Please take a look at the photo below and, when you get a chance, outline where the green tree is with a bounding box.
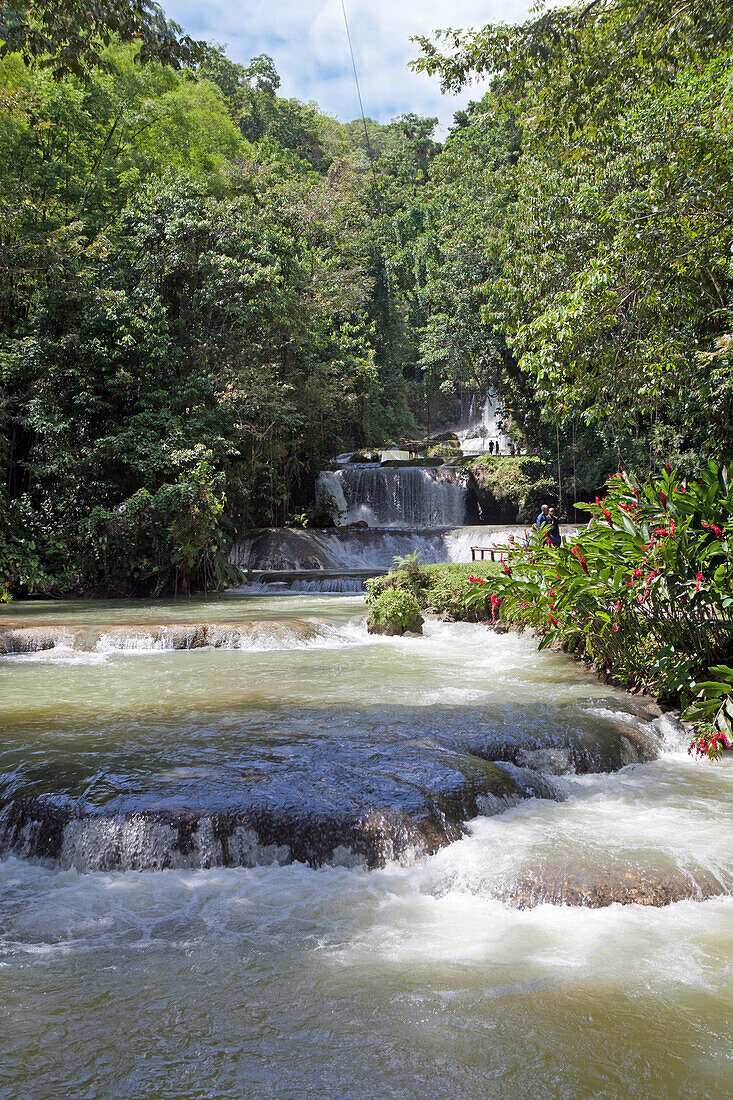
[0,0,203,79]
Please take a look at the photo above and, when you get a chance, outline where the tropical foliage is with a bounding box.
[0,7,442,595]
[366,560,499,624]
[2,0,733,597]
[468,462,733,758]
[413,0,733,462]
[366,588,424,636]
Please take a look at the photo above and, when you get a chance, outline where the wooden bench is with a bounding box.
[471,546,516,562]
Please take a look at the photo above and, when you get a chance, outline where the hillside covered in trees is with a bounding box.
[1,0,732,595]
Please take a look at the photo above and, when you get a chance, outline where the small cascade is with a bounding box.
[317,465,468,528]
[232,524,531,576]
[0,619,344,656]
[456,393,513,456]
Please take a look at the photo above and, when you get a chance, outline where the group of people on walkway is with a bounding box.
[535,503,562,547]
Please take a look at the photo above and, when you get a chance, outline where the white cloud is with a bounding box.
[162,1,534,133]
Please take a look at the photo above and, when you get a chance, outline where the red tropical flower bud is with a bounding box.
[548,614,559,627]
[660,490,667,509]
[571,545,588,573]
[695,572,703,592]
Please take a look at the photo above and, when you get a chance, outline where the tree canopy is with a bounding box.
[1,0,732,595]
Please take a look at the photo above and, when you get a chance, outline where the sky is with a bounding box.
[161,1,534,134]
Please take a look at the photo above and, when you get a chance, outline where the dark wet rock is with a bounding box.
[457,709,662,774]
[0,744,527,871]
[497,866,729,908]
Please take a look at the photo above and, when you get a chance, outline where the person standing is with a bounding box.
[536,503,550,539]
[548,506,562,547]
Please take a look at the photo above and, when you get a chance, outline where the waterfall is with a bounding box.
[231,524,533,574]
[456,393,513,455]
[317,466,468,528]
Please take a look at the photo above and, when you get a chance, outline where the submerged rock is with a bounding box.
[497,866,729,909]
[457,710,662,774]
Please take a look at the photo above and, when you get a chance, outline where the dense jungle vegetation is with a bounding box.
[1,0,732,596]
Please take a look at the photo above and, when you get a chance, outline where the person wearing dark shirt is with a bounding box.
[548,506,562,547]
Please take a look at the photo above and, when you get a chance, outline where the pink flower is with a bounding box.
[695,572,703,592]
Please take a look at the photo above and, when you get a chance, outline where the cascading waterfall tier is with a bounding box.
[456,393,513,455]
[317,465,468,528]
[231,524,531,577]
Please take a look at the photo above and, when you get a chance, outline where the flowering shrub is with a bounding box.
[468,462,733,759]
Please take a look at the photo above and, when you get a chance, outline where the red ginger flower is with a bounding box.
[660,490,667,509]
[596,497,613,524]
[501,560,512,577]
[548,614,559,627]
[467,575,486,584]
[490,593,502,623]
[702,521,724,538]
[571,545,588,573]
[695,572,703,592]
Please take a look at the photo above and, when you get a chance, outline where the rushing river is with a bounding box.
[1,593,732,1098]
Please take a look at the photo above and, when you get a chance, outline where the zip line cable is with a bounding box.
[340,0,382,206]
